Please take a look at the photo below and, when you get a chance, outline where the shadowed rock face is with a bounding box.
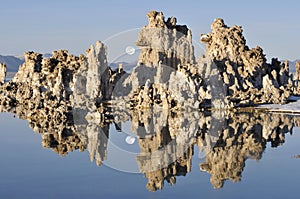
[0,10,300,192]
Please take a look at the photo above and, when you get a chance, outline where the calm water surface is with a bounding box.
[1,111,300,199]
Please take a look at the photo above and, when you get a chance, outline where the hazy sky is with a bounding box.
[1,0,299,61]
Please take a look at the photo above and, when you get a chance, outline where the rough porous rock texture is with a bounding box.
[0,50,86,155]
[0,63,6,84]
[112,11,202,110]
[293,62,300,95]
[117,12,296,111]
[136,11,194,68]
[0,12,298,113]
[0,41,114,156]
[200,18,293,108]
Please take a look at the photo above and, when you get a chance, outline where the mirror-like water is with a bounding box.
[1,110,300,199]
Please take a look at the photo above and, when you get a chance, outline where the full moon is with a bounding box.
[125,136,136,145]
[125,46,135,55]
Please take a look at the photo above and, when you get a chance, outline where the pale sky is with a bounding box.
[1,0,299,61]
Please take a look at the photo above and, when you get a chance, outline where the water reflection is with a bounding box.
[1,103,299,191]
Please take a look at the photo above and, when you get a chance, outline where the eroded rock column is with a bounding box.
[0,63,6,84]
[200,18,292,108]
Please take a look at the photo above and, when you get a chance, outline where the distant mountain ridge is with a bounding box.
[109,61,137,72]
[0,55,24,72]
[285,59,300,73]
[0,53,52,72]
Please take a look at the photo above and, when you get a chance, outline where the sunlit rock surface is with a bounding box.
[0,63,6,84]
[293,62,300,94]
[1,11,298,113]
[114,12,297,110]
[113,11,203,110]
[0,42,113,156]
[137,10,194,68]
[200,18,293,108]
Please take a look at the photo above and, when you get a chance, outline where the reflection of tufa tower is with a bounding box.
[72,41,111,166]
[198,112,296,189]
[200,132,265,189]
[118,63,123,73]
[129,108,195,192]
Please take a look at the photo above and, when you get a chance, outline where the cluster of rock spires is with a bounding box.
[200,18,292,107]
[1,10,300,191]
[112,11,300,110]
[1,11,300,111]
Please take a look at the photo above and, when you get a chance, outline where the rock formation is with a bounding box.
[136,11,194,68]
[114,12,297,111]
[112,11,202,110]
[293,62,300,94]
[0,63,6,84]
[0,11,298,112]
[200,18,293,108]
[0,41,114,157]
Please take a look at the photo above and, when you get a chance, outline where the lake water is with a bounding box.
[1,110,300,199]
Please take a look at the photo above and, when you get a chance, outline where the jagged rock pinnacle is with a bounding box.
[0,63,6,84]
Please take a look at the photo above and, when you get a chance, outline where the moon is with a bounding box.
[125,135,136,145]
[125,46,135,55]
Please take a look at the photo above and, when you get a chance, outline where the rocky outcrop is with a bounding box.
[0,63,6,84]
[112,11,202,110]
[0,11,298,113]
[293,62,300,95]
[136,11,194,68]
[72,41,110,114]
[115,13,296,111]
[0,50,85,155]
[200,18,293,108]
[0,41,114,157]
